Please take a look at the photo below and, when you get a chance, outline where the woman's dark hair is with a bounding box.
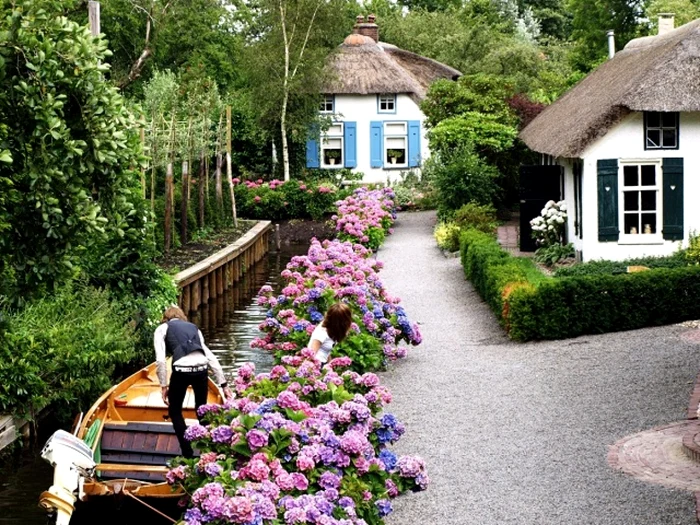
[323,303,352,343]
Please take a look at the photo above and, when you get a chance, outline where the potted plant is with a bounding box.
[325,149,341,165]
[387,149,404,165]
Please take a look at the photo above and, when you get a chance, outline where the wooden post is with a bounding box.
[198,151,205,228]
[88,1,100,36]
[209,272,217,301]
[164,162,173,253]
[215,152,223,213]
[275,224,281,251]
[226,106,238,227]
[181,160,189,245]
[139,128,146,198]
[182,285,191,313]
[192,281,201,311]
[202,274,210,304]
[216,267,224,295]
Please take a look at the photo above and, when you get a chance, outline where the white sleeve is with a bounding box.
[199,330,227,386]
[154,323,168,387]
[309,324,327,344]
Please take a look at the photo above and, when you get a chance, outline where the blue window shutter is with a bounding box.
[370,121,383,168]
[408,120,421,167]
[344,122,357,168]
[306,129,319,168]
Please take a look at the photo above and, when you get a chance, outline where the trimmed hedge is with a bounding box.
[459,228,700,341]
[553,252,687,277]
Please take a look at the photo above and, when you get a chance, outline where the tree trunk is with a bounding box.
[281,93,290,181]
[180,160,189,245]
[226,106,238,227]
[198,151,205,228]
[164,162,173,253]
[215,152,223,213]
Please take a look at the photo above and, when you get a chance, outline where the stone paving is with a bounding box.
[378,210,700,525]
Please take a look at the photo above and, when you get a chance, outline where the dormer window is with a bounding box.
[645,111,678,149]
[320,95,334,113]
[378,94,396,113]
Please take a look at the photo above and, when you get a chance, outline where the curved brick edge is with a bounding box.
[607,420,700,493]
[687,369,700,420]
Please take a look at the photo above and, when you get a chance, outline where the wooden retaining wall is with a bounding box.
[174,221,273,312]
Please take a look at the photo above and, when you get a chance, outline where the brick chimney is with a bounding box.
[658,13,675,35]
[354,14,379,42]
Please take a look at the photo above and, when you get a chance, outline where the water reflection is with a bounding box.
[192,244,308,378]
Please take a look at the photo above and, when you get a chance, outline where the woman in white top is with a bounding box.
[308,302,353,363]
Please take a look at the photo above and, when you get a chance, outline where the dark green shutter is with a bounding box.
[662,158,684,240]
[597,159,619,242]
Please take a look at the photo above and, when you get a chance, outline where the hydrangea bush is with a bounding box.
[168,187,426,525]
[529,200,567,248]
[332,188,396,251]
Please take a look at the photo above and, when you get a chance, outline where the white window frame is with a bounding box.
[320,95,334,114]
[383,121,408,168]
[321,122,343,169]
[645,111,679,150]
[618,159,664,245]
[378,94,396,113]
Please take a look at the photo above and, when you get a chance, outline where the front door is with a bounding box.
[519,165,564,252]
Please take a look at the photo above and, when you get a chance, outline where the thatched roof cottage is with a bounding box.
[306,15,460,183]
[519,15,700,261]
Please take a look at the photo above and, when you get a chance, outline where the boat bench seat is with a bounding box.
[99,422,183,482]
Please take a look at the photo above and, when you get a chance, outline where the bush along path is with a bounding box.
[166,188,426,525]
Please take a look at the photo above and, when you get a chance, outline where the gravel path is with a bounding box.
[379,210,700,525]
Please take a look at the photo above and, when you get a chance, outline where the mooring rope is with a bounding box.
[124,489,177,523]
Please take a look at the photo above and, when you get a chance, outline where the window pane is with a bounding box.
[623,166,638,187]
[624,214,640,234]
[646,129,660,148]
[385,122,406,135]
[327,124,343,135]
[662,129,677,148]
[324,137,341,148]
[661,112,676,127]
[623,191,639,211]
[640,190,656,211]
[647,112,660,128]
[641,214,656,234]
[641,165,656,186]
[386,136,406,149]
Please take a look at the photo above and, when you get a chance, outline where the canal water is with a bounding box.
[0,244,305,524]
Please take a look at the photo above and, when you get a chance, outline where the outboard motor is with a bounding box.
[39,430,96,525]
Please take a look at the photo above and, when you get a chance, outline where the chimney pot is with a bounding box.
[658,13,675,35]
[355,14,379,42]
[607,30,615,59]
[367,14,376,23]
[356,15,364,24]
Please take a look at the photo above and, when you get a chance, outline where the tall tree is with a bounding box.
[566,0,646,69]
[244,0,355,180]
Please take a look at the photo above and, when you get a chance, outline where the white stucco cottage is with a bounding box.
[306,15,461,184]
[519,15,700,262]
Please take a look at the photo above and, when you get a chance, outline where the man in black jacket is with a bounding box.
[154,306,233,458]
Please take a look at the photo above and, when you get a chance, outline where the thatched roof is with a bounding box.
[520,18,700,158]
[322,35,461,103]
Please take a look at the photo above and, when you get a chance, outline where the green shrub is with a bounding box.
[685,230,700,265]
[434,222,461,252]
[507,267,700,341]
[534,243,575,266]
[453,202,499,234]
[0,281,137,422]
[554,252,687,277]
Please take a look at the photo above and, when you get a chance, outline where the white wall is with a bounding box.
[574,111,700,261]
[331,94,430,184]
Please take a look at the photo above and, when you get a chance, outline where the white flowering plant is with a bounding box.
[530,200,568,247]
[530,200,574,266]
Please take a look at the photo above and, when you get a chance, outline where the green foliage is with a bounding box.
[423,147,501,219]
[0,282,137,422]
[452,202,499,233]
[390,170,438,211]
[534,242,574,266]
[685,230,700,266]
[235,180,341,221]
[507,267,700,340]
[645,0,700,31]
[434,222,461,252]
[554,252,688,277]
[0,0,153,301]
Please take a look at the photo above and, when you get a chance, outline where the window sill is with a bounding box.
[382,165,408,170]
[321,165,344,169]
[618,234,664,245]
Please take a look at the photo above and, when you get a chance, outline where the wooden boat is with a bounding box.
[39,360,224,525]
